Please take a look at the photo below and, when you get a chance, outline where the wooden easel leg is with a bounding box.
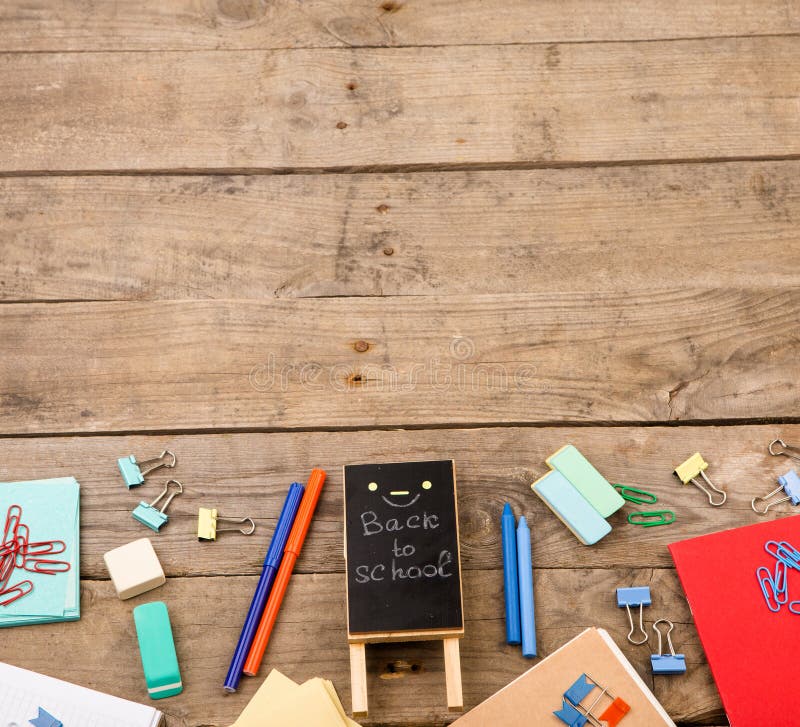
[443,637,463,712]
[349,642,368,718]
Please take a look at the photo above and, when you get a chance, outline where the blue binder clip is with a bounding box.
[555,674,631,727]
[616,586,651,645]
[751,470,800,514]
[118,450,176,489]
[651,619,686,675]
[29,708,62,727]
[554,699,588,727]
[133,480,183,532]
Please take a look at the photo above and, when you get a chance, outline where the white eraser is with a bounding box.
[103,538,166,600]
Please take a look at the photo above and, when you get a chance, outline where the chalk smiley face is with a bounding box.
[369,479,433,508]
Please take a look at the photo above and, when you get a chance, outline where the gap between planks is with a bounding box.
[2,153,800,178]
[0,33,799,56]
[1,417,800,440]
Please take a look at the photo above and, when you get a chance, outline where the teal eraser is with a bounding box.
[531,470,612,545]
[546,444,625,518]
[133,601,183,699]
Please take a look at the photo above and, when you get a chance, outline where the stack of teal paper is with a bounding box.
[0,477,80,626]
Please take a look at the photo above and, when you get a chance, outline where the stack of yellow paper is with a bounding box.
[231,670,361,727]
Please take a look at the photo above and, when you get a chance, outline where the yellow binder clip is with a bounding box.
[197,508,256,542]
[674,453,726,507]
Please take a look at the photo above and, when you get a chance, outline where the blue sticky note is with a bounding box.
[531,470,612,545]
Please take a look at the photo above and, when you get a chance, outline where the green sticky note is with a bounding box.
[133,601,183,699]
[546,445,625,518]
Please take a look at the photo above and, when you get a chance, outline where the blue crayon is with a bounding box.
[517,515,537,657]
[501,503,521,645]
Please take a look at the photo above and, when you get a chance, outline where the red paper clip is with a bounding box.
[0,504,69,607]
[24,559,70,575]
[1,505,21,548]
[0,580,33,606]
[0,553,15,591]
[23,540,66,557]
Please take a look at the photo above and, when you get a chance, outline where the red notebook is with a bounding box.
[669,514,800,725]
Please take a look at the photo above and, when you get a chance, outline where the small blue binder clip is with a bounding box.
[133,479,183,532]
[554,699,588,727]
[651,619,686,675]
[751,470,800,514]
[29,708,62,727]
[118,450,176,489]
[616,586,651,645]
[555,674,631,727]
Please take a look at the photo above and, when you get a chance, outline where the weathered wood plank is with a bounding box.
[2,162,799,301]
[0,424,794,577]
[2,38,799,172]
[1,293,798,434]
[2,568,717,726]
[0,0,797,52]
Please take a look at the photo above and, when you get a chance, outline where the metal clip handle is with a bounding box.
[752,485,789,514]
[690,471,727,507]
[138,450,177,477]
[148,479,183,513]
[769,439,800,462]
[653,618,677,656]
[623,602,649,645]
[215,516,256,536]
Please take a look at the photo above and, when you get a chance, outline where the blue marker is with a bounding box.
[501,503,521,645]
[223,482,305,692]
[517,515,537,657]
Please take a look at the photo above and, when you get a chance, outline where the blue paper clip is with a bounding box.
[118,450,176,489]
[757,566,782,612]
[29,708,63,727]
[650,619,686,675]
[132,480,183,532]
[752,470,800,514]
[616,586,651,645]
[765,540,800,571]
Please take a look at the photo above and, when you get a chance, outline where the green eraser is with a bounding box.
[133,601,183,699]
[546,444,625,518]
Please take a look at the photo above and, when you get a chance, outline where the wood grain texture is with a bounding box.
[1,0,797,52]
[0,424,794,578]
[3,569,719,726]
[2,38,799,172]
[2,161,799,301]
[1,292,798,434]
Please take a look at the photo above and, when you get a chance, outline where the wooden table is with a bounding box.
[2,2,799,725]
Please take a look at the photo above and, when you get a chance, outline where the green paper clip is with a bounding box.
[613,484,658,505]
[627,511,675,528]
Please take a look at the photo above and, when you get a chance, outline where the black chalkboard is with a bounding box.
[344,460,463,637]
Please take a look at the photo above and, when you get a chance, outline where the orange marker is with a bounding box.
[243,468,326,676]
